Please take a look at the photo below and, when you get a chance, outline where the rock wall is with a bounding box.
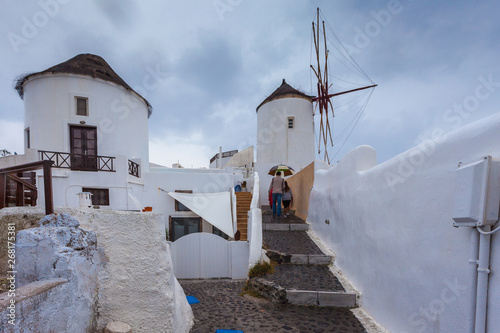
[0,209,45,275]
[0,212,99,332]
[0,207,193,333]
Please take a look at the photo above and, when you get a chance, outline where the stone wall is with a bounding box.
[0,211,99,332]
[0,208,45,276]
[0,207,193,333]
[67,208,194,333]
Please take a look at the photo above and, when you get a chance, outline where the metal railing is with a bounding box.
[210,150,238,164]
[39,150,115,172]
[128,159,140,177]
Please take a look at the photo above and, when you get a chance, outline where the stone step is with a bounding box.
[263,223,309,231]
[266,250,332,265]
[286,290,357,307]
[248,264,357,307]
[263,230,324,256]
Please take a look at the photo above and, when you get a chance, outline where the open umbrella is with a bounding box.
[268,164,295,177]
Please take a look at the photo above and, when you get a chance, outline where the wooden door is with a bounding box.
[70,126,97,171]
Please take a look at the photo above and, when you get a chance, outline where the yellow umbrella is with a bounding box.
[268,164,295,177]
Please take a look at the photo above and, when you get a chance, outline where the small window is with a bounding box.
[175,190,192,211]
[212,226,229,240]
[169,217,201,241]
[288,117,294,129]
[24,128,30,149]
[82,188,109,206]
[76,97,88,116]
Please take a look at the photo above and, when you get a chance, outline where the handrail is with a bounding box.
[7,174,37,191]
[39,150,115,172]
[0,160,54,214]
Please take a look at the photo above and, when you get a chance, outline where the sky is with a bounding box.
[1,0,499,168]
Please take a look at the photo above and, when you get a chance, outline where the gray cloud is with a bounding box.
[1,0,500,167]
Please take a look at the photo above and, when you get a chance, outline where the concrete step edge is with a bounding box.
[286,289,357,307]
[248,278,358,308]
[265,250,333,265]
[263,223,309,231]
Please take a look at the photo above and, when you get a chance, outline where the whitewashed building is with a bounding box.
[0,54,262,278]
[255,79,315,205]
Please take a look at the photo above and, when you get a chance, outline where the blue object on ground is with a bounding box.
[186,296,200,304]
[215,330,243,333]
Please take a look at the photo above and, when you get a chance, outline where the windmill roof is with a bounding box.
[256,79,313,112]
[14,53,153,117]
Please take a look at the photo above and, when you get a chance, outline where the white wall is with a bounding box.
[35,154,144,211]
[256,97,315,205]
[143,167,235,234]
[256,97,315,168]
[23,74,150,172]
[307,112,500,333]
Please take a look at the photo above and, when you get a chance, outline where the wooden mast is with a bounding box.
[310,8,377,164]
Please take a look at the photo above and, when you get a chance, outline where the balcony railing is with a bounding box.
[128,160,140,177]
[39,150,115,172]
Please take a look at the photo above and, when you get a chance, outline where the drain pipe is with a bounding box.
[467,228,479,332]
[475,225,492,333]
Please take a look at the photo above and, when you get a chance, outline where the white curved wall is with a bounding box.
[256,97,314,168]
[256,97,315,205]
[308,112,500,332]
[23,74,149,170]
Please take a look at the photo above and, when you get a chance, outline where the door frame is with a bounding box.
[69,125,98,171]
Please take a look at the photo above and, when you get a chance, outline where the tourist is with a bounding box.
[282,181,293,217]
[268,171,285,218]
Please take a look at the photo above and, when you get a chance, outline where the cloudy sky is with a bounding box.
[1,0,499,168]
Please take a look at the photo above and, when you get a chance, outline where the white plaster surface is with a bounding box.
[307,112,500,332]
[23,74,150,169]
[256,97,315,168]
[256,96,316,206]
[68,208,193,333]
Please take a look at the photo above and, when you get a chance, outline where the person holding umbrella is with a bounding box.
[268,171,285,218]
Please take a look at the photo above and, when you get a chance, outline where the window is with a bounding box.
[82,188,109,206]
[24,128,30,149]
[288,117,294,129]
[76,97,88,116]
[169,217,201,241]
[212,226,229,240]
[174,190,192,211]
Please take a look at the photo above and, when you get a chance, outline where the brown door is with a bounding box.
[70,126,97,171]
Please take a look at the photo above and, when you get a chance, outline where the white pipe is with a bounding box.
[475,224,492,333]
[467,228,479,332]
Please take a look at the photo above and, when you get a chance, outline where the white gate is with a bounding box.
[170,233,249,279]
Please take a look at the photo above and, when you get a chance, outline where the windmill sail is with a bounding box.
[311,8,377,164]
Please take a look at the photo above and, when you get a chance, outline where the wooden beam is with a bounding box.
[0,173,5,210]
[0,160,53,174]
[42,160,54,215]
[313,84,378,101]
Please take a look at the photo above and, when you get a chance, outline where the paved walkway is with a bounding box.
[180,279,367,333]
[263,230,323,255]
[180,210,368,332]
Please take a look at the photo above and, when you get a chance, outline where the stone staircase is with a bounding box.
[235,192,252,241]
[250,207,359,307]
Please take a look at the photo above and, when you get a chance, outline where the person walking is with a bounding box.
[282,181,293,217]
[269,171,285,218]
